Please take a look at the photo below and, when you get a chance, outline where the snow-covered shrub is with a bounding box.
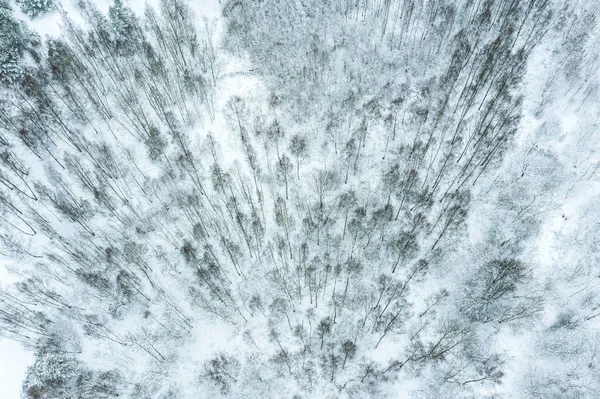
[0,1,30,83]
[15,0,54,18]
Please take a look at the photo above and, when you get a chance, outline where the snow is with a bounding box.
[0,265,32,399]
[0,338,33,399]
[0,260,31,398]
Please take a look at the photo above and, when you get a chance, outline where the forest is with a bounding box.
[0,0,599,397]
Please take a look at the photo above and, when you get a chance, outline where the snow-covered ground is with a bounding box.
[0,337,33,399]
[1,265,31,398]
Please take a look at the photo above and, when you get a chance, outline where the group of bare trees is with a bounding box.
[0,0,598,397]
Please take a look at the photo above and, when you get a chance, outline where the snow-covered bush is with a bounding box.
[15,0,54,19]
[0,1,30,83]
